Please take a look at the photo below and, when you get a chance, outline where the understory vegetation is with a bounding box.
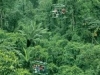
[0,0,100,75]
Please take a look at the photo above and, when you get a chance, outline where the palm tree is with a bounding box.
[18,21,48,47]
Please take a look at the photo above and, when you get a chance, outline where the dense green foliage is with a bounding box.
[0,0,100,75]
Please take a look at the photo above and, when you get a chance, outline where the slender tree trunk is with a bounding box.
[71,6,75,31]
[0,0,3,28]
[0,9,2,28]
[52,0,58,4]
[71,1,76,31]
[23,0,25,14]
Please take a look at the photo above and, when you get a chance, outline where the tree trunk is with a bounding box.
[0,0,5,28]
[71,6,75,31]
[52,0,58,4]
